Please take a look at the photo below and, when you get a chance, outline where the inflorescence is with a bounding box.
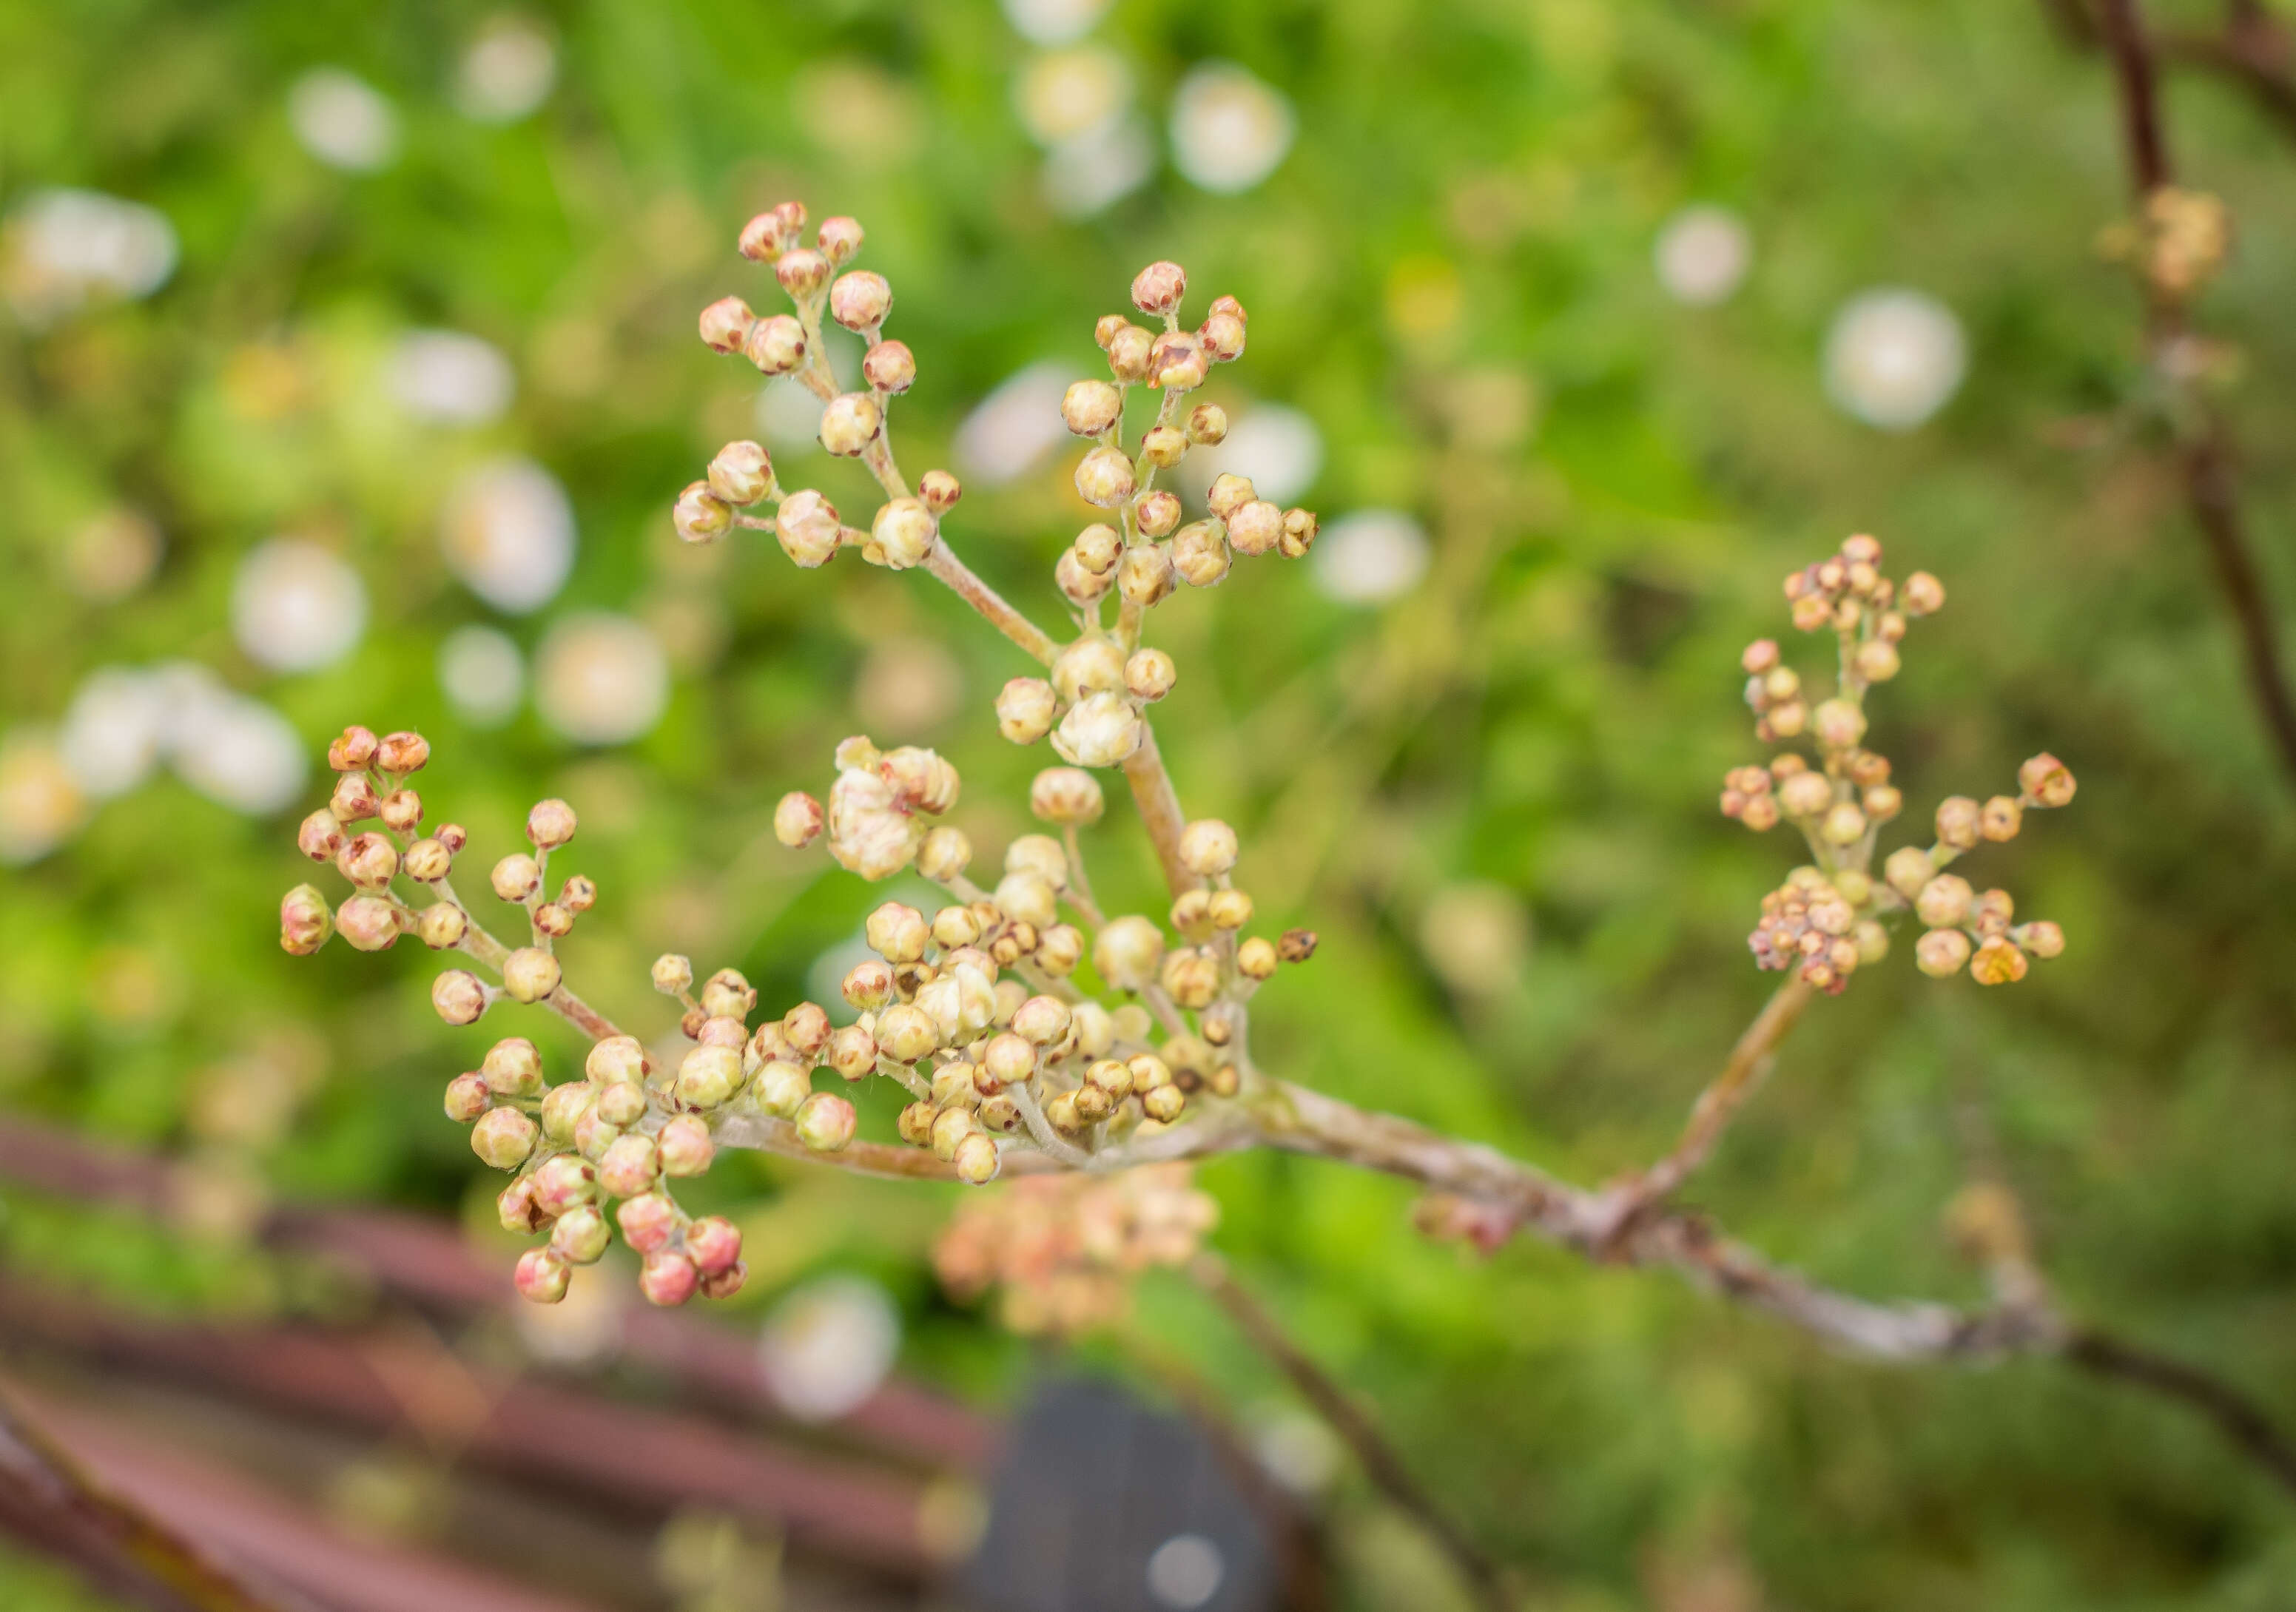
[1722,533,2076,994]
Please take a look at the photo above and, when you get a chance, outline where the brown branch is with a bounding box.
[2063,1329,2296,1500]
[1121,720,1194,898]
[1192,1257,1518,1612]
[2085,0,2296,786]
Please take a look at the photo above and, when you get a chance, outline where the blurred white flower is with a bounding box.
[0,729,85,866]
[1418,881,1532,996]
[1311,509,1430,606]
[1654,205,1751,306]
[289,69,400,173]
[954,362,1073,487]
[514,1268,623,1366]
[535,613,669,745]
[440,456,575,613]
[1043,115,1156,218]
[1,189,178,326]
[58,667,170,800]
[232,539,368,673]
[855,637,963,734]
[1015,45,1131,147]
[388,329,515,426]
[1182,402,1323,510]
[758,1274,900,1423]
[755,378,827,456]
[1001,0,1112,46]
[1250,1406,1344,1497]
[1822,288,1967,431]
[437,624,525,727]
[161,667,307,815]
[62,507,164,602]
[454,16,557,124]
[1170,63,1293,194]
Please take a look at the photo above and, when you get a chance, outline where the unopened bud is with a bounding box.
[707,440,774,506]
[444,1072,492,1124]
[432,969,488,1025]
[775,246,830,300]
[2019,752,2077,808]
[1063,380,1123,436]
[653,954,693,996]
[1226,502,1282,558]
[640,1250,700,1307]
[1178,819,1239,878]
[794,1091,857,1153]
[1187,402,1228,445]
[699,296,757,354]
[1916,928,1972,978]
[280,884,334,954]
[515,1248,571,1304]
[1030,766,1105,826]
[1074,445,1136,507]
[870,498,937,570]
[471,1107,538,1169]
[1901,571,1945,616]
[744,313,807,374]
[659,1113,715,1176]
[502,947,562,1004]
[819,393,883,457]
[774,488,841,567]
[327,725,379,772]
[863,339,915,394]
[336,894,404,952]
[828,270,892,332]
[1935,796,1982,851]
[526,798,577,850]
[918,826,974,882]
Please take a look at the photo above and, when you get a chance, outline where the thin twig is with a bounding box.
[2062,1329,2296,1499]
[1192,1256,1518,1612]
[2088,0,2296,786]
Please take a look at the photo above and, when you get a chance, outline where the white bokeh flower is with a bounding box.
[758,1274,900,1423]
[513,1268,623,1367]
[1,189,178,326]
[0,729,86,866]
[58,667,170,800]
[437,624,525,727]
[954,362,1074,488]
[61,507,165,602]
[454,16,557,124]
[1170,62,1293,194]
[755,378,827,456]
[231,539,368,673]
[1182,402,1323,510]
[288,69,400,173]
[534,613,669,745]
[1418,881,1532,996]
[1014,45,1131,148]
[1822,288,1967,431]
[440,456,575,613]
[1310,509,1430,606]
[1000,0,1112,46]
[1043,115,1157,217]
[1654,205,1752,306]
[388,329,514,426]
[160,665,307,815]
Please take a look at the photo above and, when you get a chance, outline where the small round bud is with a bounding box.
[698,296,756,354]
[775,247,830,300]
[1237,936,1278,979]
[1071,525,1121,576]
[1901,571,1945,616]
[918,825,974,882]
[1029,766,1105,826]
[2019,752,2077,808]
[1916,874,1975,928]
[1277,508,1318,560]
[1141,428,1187,471]
[1135,490,1182,538]
[686,1215,744,1276]
[1107,324,1154,380]
[1853,640,1901,682]
[432,969,488,1025]
[1012,995,1072,1047]
[738,205,798,262]
[1117,544,1174,607]
[1883,846,1936,900]
[1187,403,1228,445]
[870,498,937,570]
[384,789,428,834]
[863,339,915,394]
[1207,473,1255,519]
[551,1205,611,1266]
[582,1036,647,1087]
[1057,547,1113,605]
[471,1107,538,1170]
[829,270,892,332]
[675,1045,742,1109]
[1173,521,1231,587]
[1199,309,1247,362]
[996,678,1059,745]
[652,954,694,996]
[819,393,883,457]
[297,809,346,863]
[481,1036,545,1097]
[2017,920,2066,960]
[1178,819,1239,878]
[404,837,451,882]
[929,1107,976,1162]
[374,733,426,776]
[772,791,825,849]
[1208,888,1253,930]
[1063,380,1124,436]
[1052,692,1143,769]
[953,1133,1000,1184]
[1142,1085,1186,1124]
[1935,796,1982,851]
[444,1073,493,1124]
[918,468,962,512]
[824,1024,877,1080]
[774,488,842,568]
[336,894,404,952]
[1131,260,1187,315]
[1225,501,1282,558]
[330,772,380,826]
[1980,795,2024,842]
[1812,698,1867,751]
[983,1031,1037,1085]
[1821,802,1868,846]
[526,798,577,851]
[866,901,930,963]
[877,1003,940,1062]
[327,725,379,772]
[659,1113,715,1177]
[1916,928,1971,978]
[707,440,774,506]
[280,884,334,955]
[641,1250,700,1308]
[744,313,807,374]
[1051,635,1125,703]
[492,854,541,901]
[794,1092,857,1153]
[815,214,863,263]
[842,960,896,1011]
[515,1249,571,1304]
[700,967,756,1020]
[1094,915,1165,990]
[502,947,563,1004]
[1074,445,1137,507]
[618,1191,681,1254]
[752,1059,810,1118]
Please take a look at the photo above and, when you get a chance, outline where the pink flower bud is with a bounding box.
[336,894,405,952]
[375,732,429,775]
[659,1113,715,1177]
[744,312,808,374]
[698,295,757,354]
[828,270,892,332]
[618,1191,681,1254]
[775,248,830,300]
[816,215,864,263]
[598,1133,661,1198]
[673,480,733,544]
[327,725,379,772]
[775,488,842,568]
[280,884,334,955]
[514,1248,570,1304]
[526,798,578,850]
[337,832,398,890]
[330,771,380,824]
[793,1092,856,1153]
[297,809,346,862]
[432,969,487,1026]
[499,1176,547,1234]
[551,1204,612,1265]
[863,339,915,393]
[639,1250,699,1307]
[443,1073,492,1124]
[1131,260,1187,316]
[529,1154,596,1217]
[684,1215,743,1275]
[2018,752,2077,808]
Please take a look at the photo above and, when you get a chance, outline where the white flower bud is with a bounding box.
[871,498,937,570]
[819,393,883,457]
[1125,649,1176,701]
[502,946,562,1003]
[1094,915,1165,989]
[744,314,807,374]
[775,489,842,567]
[1117,544,1174,607]
[994,869,1060,930]
[866,900,931,963]
[863,339,915,394]
[1226,501,1282,557]
[1178,818,1239,877]
[1030,766,1105,825]
[1074,523,1121,575]
[1074,445,1136,507]
[1051,635,1125,703]
[673,481,733,544]
[707,440,774,506]
[828,270,892,332]
[1004,832,1069,888]
[1057,548,1114,605]
[1063,380,1124,436]
[1173,520,1231,587]
[997,677,1058,744]
[775,791,824,847]
[1051,692,1142,769]
[918,824,974,882]
[827,749,925,881]
[1131,260,1187,315]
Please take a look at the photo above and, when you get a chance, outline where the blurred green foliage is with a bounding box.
[4,1,2296,1608]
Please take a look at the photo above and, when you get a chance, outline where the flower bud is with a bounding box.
[433,969,488,1025]
[331,772,380,824]
[870,498,937,570]
[700,967,756,1020]
[280,884,334,954]
[744,313,807,374]
[641,1250,699,1307]
[525,799,577,852]
[1821,802,1868,846]
[337,894,404,952]
[824,1023,877,1081]
[815,214,863,263]
[1812,698,1867,752]
[659,1113,715,1177]
[2017,920,2065,960]
[1012,995,1071,1047]
[953,1133,1000,1184]
[443,1072,492,1124]
[618,1191,681,1253]
[297,809,346,863]
[673,479,734,544]
[994,677,1059,746]
[775,488,842,567]
[794,1092,856,1153]
[1237,936,1277,979]
[1131,260,1187,315]
[700,295,759,354]
[876,1003,938,1063]
[551,1205,611,1265]
[2019,752,2077,809]
[1209,888,1253,929]
[492,854,540,902]
[775,247,830,300]
[1225,501,1282,557]
[1029,766,1105,826]
[929,1106,977,1162]
[502,947,563,1003]
[1117,544,1175,607]
[1980,795,2023,842]
[380,789,420,836]
[765,790,824,850]
[1915,874,1973,928]
[994,870,1060,931]
[1106,324,1153,380]
[1883,846,1935,900]
[1052,692,1143,769]
[686,1215,743,1276]
[1901,571,1945,615]
[829,270,892,332]
[1187,403,1228,445]
[652,953,694,996]
[1199,309,1247,362]
[1063,380,1124,436]
[1207,473,1254,519]
[515,1248,570,1304]
[1853,641,1900,682]
[675,1045,742,1109]
[1179,819,1239,877]
[1142,1085,1186,1123]
[863,339,915,393]
[1174,521,1231,587]
[1935,796,1982,851]
[819,393,883,456]
[1074,445,1136,507]
[1969,936,2029,985]
[1094,915,1165,989]
[918,825,974,882]
[328,725,379,772]
[471,1106,538,1169]
[597,1081,646,1127]
[1005,833,1068,889]
[1916,928,1971,979]
[983,1031,1037,1085]
[707,440,774,506]
[600,1132,663,1197]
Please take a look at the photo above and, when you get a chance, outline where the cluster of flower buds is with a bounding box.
[771,734,1315,1172]
[678,200,966,573]
[996,631,1176,771]
[2098,186,2233,303]
[933,1163,1219,1335]
[1053,263,1317,621]
[1721,538,2076,993]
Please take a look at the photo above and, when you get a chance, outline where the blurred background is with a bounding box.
[4,0,2296,1608]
